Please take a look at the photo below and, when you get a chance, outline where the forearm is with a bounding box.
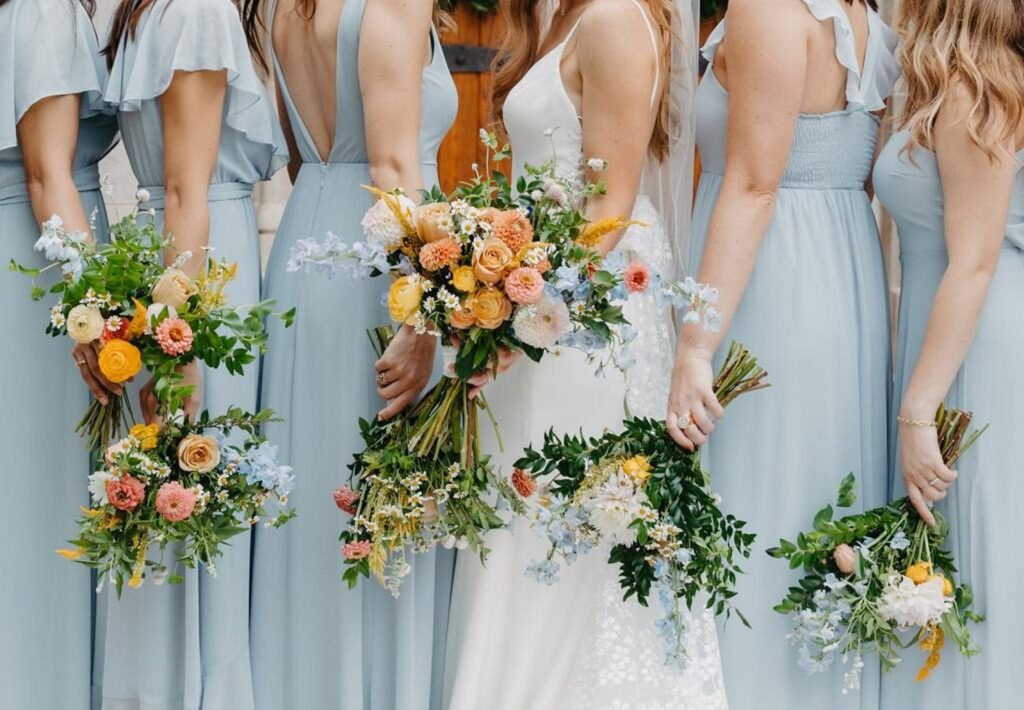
[584,191,641,257]
[677,182,777,358]
[900,265,995,417]
[162,184,211,275]
[369,154,424,200]
[26,171,92,235]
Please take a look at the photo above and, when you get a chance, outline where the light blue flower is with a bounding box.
[602,251,625,274]
[889,530,910,551]
[525,559,560,585]
[238,442,295,495]
[572,280,592,302]
[552,265,580,293]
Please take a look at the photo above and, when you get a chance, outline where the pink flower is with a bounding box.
[107,475,146,512]
[333,485,359,515]
[342,541,373,560]
[504,267,545,304]
[833,544,857,575]
[419,237,462,272]
[624,262,651,293]
[155,317,194,356]
[155,482,197,522]
[511,468,537,498]
[490,210,534,253]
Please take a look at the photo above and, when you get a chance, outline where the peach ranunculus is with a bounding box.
[342,541,373,560]
[451,265,477,293]
[490,210,534,253]
[152,268,196,309]
[503,267,545,305]
[472,238,513,285]
[832,544,856,575]
[388,275,424,323]
[450,302,477,330]
[333,485,359,515]
[469,287,512,330]
[155,482,197,522]
[130,423,161,451]
[414,202,455,243]
[66,304,105,344]
[107,475,146,512]
[98,340,142,383]
[177,434,221,473]
[624,261,651,293]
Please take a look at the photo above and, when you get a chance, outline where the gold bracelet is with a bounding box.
[897,415,936,428]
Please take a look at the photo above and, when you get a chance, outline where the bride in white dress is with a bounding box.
[442,0,729,708]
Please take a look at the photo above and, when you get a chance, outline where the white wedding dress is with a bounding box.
[441,2,729,708]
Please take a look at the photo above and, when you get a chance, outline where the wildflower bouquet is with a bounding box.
[12,211,294,449]
[768,405,986,691]
[64,407,295,595]
[513,342,768,663]
[293,131,720,595]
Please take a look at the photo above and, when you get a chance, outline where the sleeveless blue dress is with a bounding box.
[91,2,286,708]
[0,2,115,708]
[249,2,457,709]
[691,2,898,708]
[875,132,1024,708]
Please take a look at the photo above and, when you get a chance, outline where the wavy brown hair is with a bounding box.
[896,0,1024,159]
[0,0,95,12]
[239,0,455,75]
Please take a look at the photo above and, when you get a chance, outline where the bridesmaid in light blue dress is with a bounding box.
[0,1,115,707]
[91,1,286,708]
[876,1,1024,706]
[249,0,456,708]
[667,1,897,708]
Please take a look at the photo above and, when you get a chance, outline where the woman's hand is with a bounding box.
[375,325,437,420]
[72,342,124,405]
[666,353,724,451]
[466,347,522,399]
[899,420,957,526]
[141,361,203,425]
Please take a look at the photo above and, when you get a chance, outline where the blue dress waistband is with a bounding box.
[0,165,102,207]
[138,181,254,211]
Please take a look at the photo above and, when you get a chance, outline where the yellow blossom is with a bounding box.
[915,624,944,682]
[451,266,477,293]
[621,455,652,486]
[127,299,148,339]
[577,218,646,249]
[929,573,954,596]
[80,506,102,518]
[130,423,160,451]
[906,562,933,585]
[56,547,84,561]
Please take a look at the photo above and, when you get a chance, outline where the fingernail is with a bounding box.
[100,397,108,405]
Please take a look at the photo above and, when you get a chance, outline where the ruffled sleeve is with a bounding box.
[0,0,110,154]
[699,19,726,68]
[104,0,288,179]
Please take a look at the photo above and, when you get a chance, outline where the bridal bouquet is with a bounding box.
[291,131,720,595]
[60,407,295,595]
[514,342,769,663]
[13,209,293,449]
[768,406,986,692]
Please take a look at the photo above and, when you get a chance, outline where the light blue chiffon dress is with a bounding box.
[691,3,898,708]
[249,2,457,708]
[876,133,1024,707]
[0,2,115,708]
[91,1,287,708]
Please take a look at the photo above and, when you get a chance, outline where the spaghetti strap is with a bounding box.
[625,0,660,108]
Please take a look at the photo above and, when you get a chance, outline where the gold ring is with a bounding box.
[376,372,388,386]
[679,411,693,428]
[76,360,87,367]
[927,477,939,487]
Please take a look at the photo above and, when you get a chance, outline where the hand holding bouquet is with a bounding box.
[768,405,986,691]
[514,342,769,663]
[13,209,294,448]
[62,408,295,595]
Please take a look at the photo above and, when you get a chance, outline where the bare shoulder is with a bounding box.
[725,0,816,37]
[364,0,432,32]
[576,0,660,67]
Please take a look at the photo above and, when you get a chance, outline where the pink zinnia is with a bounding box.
[342,541,373,560]
[333,485,359,515]
[155,317,194,356]
[419,237,462,272]
[504,267,545,304]
[107,475,146,512]
[155,482,197,522]
[624,262,651,293]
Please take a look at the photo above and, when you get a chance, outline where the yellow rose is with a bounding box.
[472,237,513,285]
[450,302,477,330]
[451,265,478,293]
[929,574,954,596]
[152,268,196,309]
[470,287,512,330]
[66,304,105,344]
[97,340,142,384]
[621,455,652,486]
[906,562,932,585]
[414,203,454,243]
[130,423,160,451]
[388,276,424,323]
[177,434,221,473]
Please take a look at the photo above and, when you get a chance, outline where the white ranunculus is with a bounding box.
[66,304,105,344]
[88,470,114,505]
[877,574,951,629]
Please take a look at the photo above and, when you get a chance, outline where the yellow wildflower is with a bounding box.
[81,506,102,518]
[127,298,148,339]
[906,562,933,585]
[451,265,477,293]
[622,455,652,486]
[915,624,944,682]
[577,218,647,249]
[56,547,85,561]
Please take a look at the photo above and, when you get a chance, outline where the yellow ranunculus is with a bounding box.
[929,573,954,596]
[469,287,512,330]
[388,276,424,323]
[451,265,478,293]
[98,340,142,384]
[130,423,160,451]
[621,455,652,486]
[905,562,932,585]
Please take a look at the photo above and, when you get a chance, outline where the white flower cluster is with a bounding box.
[877,574,951,629]
[361,193,415,251]
[35,215,90,282]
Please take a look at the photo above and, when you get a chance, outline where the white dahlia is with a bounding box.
[512,297,571,349]
[361,193,415,251]
[877,574,951,629]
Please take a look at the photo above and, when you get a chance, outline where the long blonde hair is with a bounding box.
[896,0,1024,159]
[491,0,678,160]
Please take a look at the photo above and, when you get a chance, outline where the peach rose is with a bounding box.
[450,303,477,330]
[152,268,196,309]
[470,287,512,330]
[414,203,454,243]
[177,434,221,473]
[472,238,513,285]
[832,544,856,575]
